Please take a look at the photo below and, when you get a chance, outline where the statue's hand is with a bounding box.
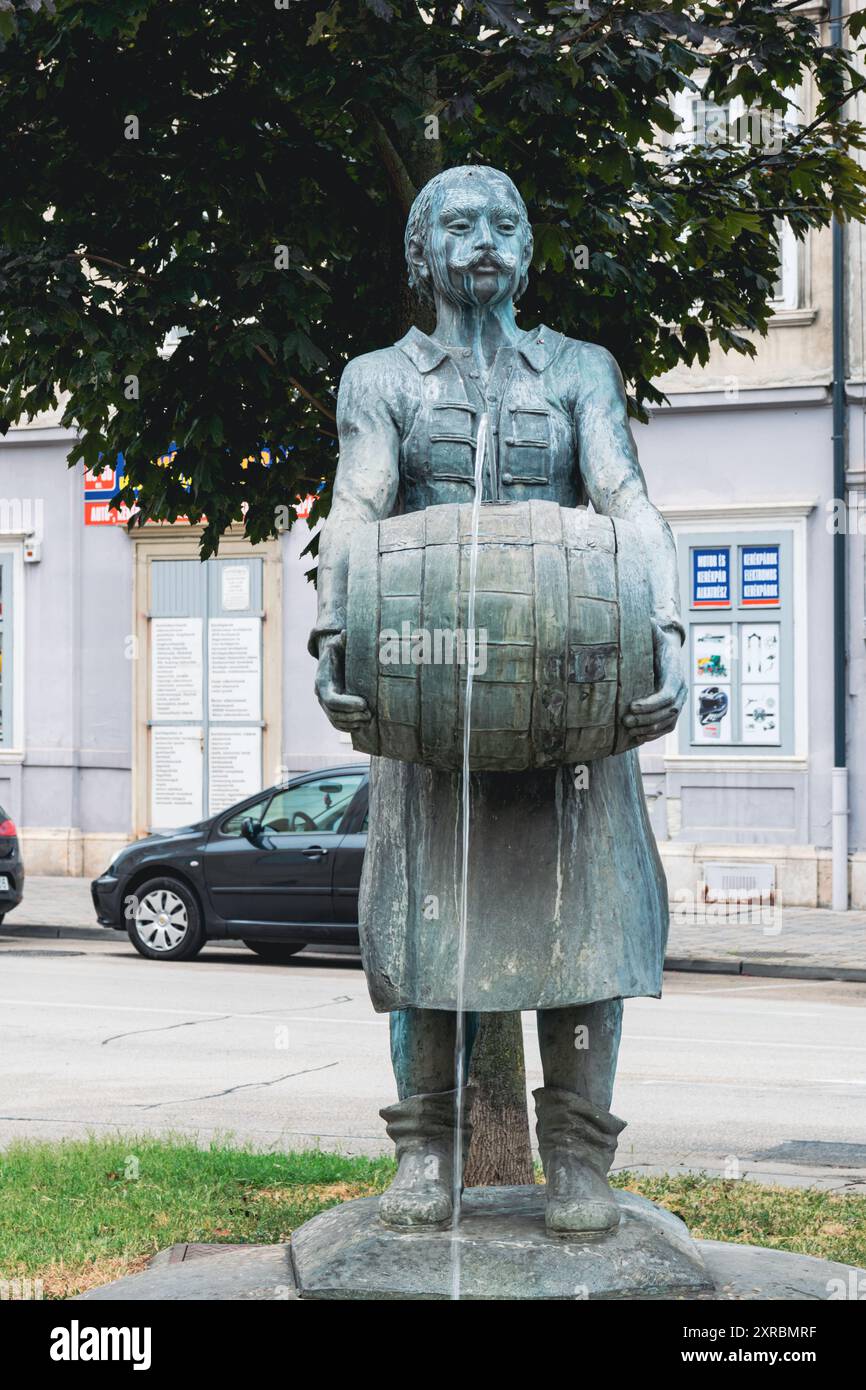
[623,623,686,747]
[315,630,372,733]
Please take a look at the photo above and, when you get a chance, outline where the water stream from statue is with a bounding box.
[450,410,490,1301]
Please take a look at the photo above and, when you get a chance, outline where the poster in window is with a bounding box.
[221,565,250,612]
[741,545,780,606]
[151,726,203,829]
[742,624,780,682]
[692,625,733,684]
[691,547,730,608]
[208,726,261,816]
[742,684,781,745]
[693,684,731,744]
[151,618,202,721]
[208,617,261,721]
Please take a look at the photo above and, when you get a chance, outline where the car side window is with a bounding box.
[261,775,366,834]
[220,796,270,837]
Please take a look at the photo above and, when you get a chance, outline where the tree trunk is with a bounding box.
[464,1012,535,1187]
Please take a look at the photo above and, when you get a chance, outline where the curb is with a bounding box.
[0,924,112,942]
[664,955,866,984]
[2,925,865,984]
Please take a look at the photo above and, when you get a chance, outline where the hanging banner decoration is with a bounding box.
[691,547,730,608]
[741,544,780,606]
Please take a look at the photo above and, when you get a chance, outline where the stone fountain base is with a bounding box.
[76,1185,866,1301]
[291,1185,712,1300]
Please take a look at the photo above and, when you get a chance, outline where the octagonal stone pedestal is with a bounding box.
[291,1185,713,1301]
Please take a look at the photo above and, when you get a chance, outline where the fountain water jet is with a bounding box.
[450,411,490,1301]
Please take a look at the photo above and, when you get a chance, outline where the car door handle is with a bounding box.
[302,846,328,859]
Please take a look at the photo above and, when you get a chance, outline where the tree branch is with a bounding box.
[252,342,337,423]
[684,74,866,195]
[358,105,418,218]
[70,251,153,281]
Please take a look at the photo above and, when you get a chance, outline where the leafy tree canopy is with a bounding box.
[1,0,865,556]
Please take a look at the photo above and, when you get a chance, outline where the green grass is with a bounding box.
[0,1135,394,1297]
[611,1172,866,1271]
[1,1136,864,1297]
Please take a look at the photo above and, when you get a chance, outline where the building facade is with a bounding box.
[1,23,863,904]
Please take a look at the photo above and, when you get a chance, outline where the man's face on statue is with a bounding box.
[426,175,528,308]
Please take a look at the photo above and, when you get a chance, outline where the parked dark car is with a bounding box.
[0,805,24,924]
[91,766,368,961]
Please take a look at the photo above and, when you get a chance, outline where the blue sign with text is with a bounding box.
[741,545,780,606]
[692,547,731,607]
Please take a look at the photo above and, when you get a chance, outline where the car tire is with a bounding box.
[127,877,206,961]
[243,939,306,963]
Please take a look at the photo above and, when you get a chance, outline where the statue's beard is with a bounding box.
[429,246,519,307]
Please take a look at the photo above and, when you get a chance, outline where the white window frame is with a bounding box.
[670,80,803,312]
[659,501,813,769]
[772,220,801,311]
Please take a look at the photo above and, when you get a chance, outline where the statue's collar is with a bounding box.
[396,324,560,375]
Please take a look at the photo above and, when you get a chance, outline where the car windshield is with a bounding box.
[260,774,365,834]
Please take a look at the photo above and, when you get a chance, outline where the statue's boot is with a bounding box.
[534,1086,625,1237]
[378,1087,474,1230]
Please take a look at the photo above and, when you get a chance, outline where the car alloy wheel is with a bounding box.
[135,889,189,953]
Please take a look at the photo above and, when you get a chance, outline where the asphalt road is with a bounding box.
[2,933,865,1190]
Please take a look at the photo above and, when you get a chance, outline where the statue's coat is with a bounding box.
[316,323,679,1011]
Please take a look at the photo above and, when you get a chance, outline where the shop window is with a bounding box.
[676,531,794,756]
[149,556,264,830]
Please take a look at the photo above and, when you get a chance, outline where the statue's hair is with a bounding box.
[404,165,532,304]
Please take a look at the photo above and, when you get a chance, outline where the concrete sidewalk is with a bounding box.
[2,876,866,982]
[2,875,103,937]
[666,905,866,982]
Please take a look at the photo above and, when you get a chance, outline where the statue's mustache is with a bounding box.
[450,248,516,274]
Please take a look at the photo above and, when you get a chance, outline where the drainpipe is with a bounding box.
[830,0,848,911]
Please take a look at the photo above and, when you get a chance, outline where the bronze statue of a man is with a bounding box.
[311,165,686,1236]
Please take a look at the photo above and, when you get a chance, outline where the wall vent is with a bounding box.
[702,862,776,906]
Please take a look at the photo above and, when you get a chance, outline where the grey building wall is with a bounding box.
[0,425,133,871]
[1,383,861,904]
[281,525,353,774]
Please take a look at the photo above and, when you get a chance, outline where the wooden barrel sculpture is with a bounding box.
[345,500,655,772]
